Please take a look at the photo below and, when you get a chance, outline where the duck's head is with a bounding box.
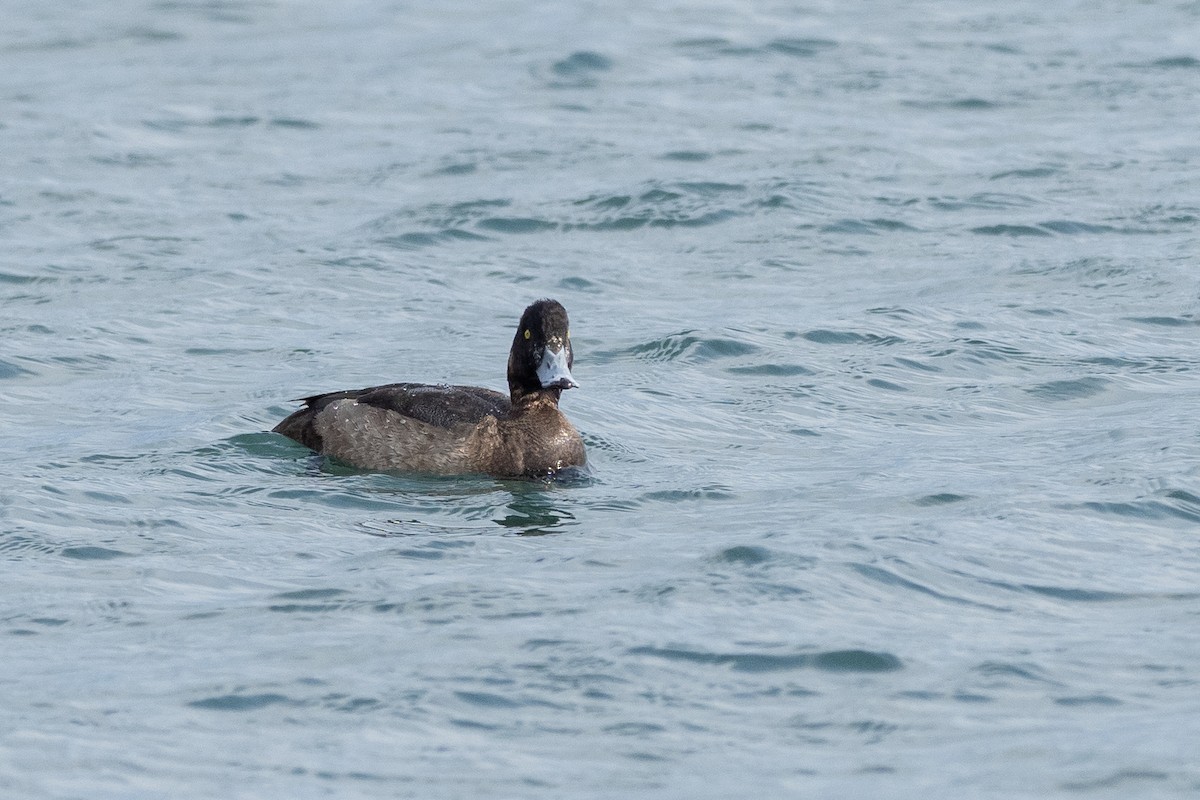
[508,299,578,401]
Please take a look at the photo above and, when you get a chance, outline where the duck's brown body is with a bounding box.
[273,300,586,478]
[273,383,584,477]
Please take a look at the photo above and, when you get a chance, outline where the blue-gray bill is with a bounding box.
[537,345,578,390]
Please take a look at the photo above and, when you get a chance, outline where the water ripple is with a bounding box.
[850,563,1007,611]
[974,220,1156,236]
[1061,769,1172,792]
[1078,490,1200,525]
[61,546,132,561]
[628,646,902,673]
[674,37,837,59]
[362,179,819,246]
[799,329,905,346]
[551,51,613,76]
[625,332,759,363]
[188,692,296,711]
[1025,377,1109,402]
[0,358,34,379]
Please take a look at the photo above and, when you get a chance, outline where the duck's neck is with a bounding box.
[509,386,562,408]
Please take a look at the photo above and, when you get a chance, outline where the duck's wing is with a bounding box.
[301,383,510,430]
[274,382,510,456]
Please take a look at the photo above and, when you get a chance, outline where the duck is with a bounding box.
[273,299,586,478]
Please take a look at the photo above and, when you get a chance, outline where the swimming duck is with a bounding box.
[273,299,586,478]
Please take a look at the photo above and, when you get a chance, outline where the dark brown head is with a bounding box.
[507,299,578,402]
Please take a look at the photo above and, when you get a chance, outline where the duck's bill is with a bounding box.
[537,346,579,390]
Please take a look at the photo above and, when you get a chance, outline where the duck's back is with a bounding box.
[274,383,510,472]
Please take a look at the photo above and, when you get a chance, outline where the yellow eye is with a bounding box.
[524,329,531,340]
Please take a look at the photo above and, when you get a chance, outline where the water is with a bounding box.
[3,0,1200,796]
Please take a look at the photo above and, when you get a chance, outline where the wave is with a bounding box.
[628,645,901,673]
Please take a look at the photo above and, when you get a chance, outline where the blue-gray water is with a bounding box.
[3,1,1199,797]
